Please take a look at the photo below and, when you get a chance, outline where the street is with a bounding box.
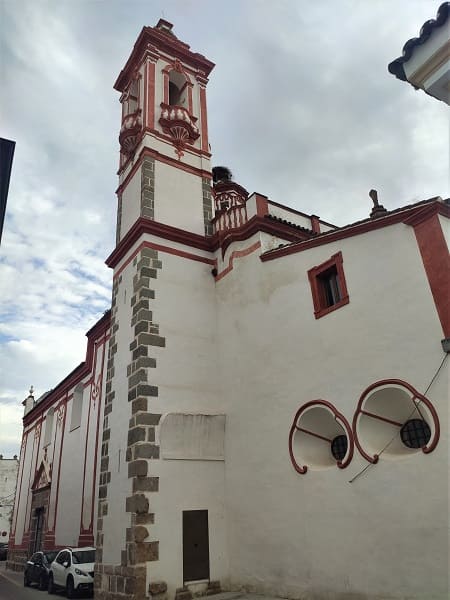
[0,563,62,600]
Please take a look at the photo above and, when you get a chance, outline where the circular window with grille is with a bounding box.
[289,400,353,474]
[353,379,439,463]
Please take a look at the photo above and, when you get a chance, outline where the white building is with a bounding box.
[0,455,19,543]
[388,2,450,104]
[9,19,450,600]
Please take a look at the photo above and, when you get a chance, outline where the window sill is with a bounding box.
[314,295,349,319]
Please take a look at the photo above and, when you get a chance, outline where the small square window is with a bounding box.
[308,251,349,319]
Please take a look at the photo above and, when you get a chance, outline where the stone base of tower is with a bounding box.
[6,548,27,572]
[94,564,152,600]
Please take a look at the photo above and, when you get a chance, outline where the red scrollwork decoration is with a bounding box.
[288,400,354,475]
[352,379,440,464]
[159,102,199,159]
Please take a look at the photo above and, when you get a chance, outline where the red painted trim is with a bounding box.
[187,84,193,114]
[406,212,450,337]
[307,251,350,319]
[289,400,354,474]
[162,62,193,85]
[107,217,213,268]
[360,409,403,428]
[51,400,68,534]
[310,215,321,234]
[117,145,211,194]
[215,241,261,282]
[352,379,440,464]
[295,427,332,443]
[23,428,40,540]
[268,200,336,229]
[12,433,28,536]
[142,128,211,158]
[79,343,96,533]
[147,62,155,129]
[108,213,312,274]
[255,194,269,217]
[219,215,311,258]
[114,239,215,280]
[163,71,169,105]
[114,26,214,92]
[90,342,106,531]
[262,199,448,262]
[199,86,209,152]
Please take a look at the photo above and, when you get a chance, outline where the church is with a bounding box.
[7,19,449,600]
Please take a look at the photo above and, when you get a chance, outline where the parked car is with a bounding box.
[0,542,7,561]
[24,550,58,589]
[48,547,95,598]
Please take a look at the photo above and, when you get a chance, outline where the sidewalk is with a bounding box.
[0,561,24,587]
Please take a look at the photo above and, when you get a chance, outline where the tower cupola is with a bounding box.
[113,21,216,241]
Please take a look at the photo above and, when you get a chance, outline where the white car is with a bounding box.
[48,546,95,598]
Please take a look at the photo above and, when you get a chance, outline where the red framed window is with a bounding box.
[308,251,349,319]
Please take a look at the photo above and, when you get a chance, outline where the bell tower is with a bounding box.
[114,19,215,242]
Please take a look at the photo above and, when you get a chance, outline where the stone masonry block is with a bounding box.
[134,444,160,459]
[133,299,150,314]
[131,398,148,414]
[136,384,158,397]
[128,460,148,478]
[135,541,159,563]
[125,494,149,514]
[135,356,156,370]
[128,427,146,445]
[134,276,150,292]
[136,512,155,525]
[135,309,153,322]
[149,581,168,595]
[140,247,158,259]
[133,525,149,543]
[138,288,155,299]
[133,477,159,493]
[132,346,148,361]
[139,266,158,279]
[128,369,148,389]
[135,413,161,426]
[136,333,166,348]
[134,321,149,336]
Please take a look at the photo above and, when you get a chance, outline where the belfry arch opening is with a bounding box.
[168,70,188,107]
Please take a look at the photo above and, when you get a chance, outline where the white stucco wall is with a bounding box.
[215,221,449,599]
[0,458,19,541]
[120,168,141,239]
[154,162,206,235]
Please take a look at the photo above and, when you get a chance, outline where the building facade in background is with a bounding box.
[0,456,19,542]
[8,19,450,600]
[389,1,450,104]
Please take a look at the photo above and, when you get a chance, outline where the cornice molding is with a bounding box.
[115,26,215,92]
[261,200,449,262]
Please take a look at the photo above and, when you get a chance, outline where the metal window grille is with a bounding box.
[400,419,431,449]
[331,435,348,461]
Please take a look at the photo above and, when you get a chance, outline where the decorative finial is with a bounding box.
[369,189,388,218]
[29,385,34,397]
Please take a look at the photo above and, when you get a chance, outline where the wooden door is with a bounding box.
[182,510,210,582]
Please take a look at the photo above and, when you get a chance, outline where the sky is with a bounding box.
[0,0,448,457]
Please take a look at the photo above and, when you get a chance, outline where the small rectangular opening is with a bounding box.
[318,266,341,307]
